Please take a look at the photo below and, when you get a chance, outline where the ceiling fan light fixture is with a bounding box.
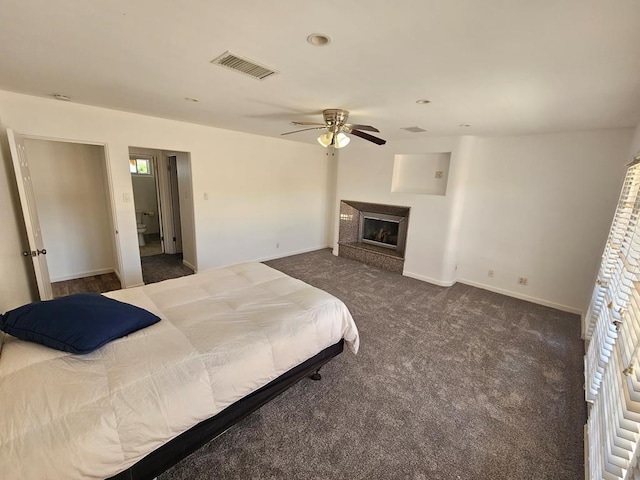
[286,108,384,146]
[317,132,334,147]
[317,132,351,149]
[334,132,350,148]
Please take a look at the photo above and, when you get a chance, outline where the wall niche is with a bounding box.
[391,152,451,195]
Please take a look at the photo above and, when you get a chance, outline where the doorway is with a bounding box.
[129,147,195,284]
[8,132,123,299]
[130,153,162,257]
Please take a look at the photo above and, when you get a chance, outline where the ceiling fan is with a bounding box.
[281,109,386,148]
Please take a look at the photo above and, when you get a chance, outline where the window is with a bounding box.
[130,158,152,175]
[584,157,640,479]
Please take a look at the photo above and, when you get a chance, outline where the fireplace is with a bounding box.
[360,213,405,250]
[338,200,410,273]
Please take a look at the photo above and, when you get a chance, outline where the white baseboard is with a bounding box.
[255,245,332,264]
[113,269,122,283]
[193,245,332,276]
[182,259,197,272]
[403,272,581,314]
[456,278,582,315]
[403,270,456,287]
[51,267,115,283]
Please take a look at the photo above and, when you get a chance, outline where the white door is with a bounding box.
[7,129,53,300]
[151,156,166,253]
[168,156,183,253]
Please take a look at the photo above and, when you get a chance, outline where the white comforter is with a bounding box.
[0,262,359,480]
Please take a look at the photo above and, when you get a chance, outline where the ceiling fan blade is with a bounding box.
[349,129,386,145]
[345,124,380,133]
[281,127,327,136]
[291,121,327,126]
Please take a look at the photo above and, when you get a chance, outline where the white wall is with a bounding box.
[25,139,116,281]
[0,90,331,311]
[335,136,476,286]
[631,123,640,157]
[456,130,632,312]
[324,150,339,246]
[335,129,633,313]
[2,88,633,315]
[175,152,196,269]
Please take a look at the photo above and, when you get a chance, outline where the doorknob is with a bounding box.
[37,249,47,255]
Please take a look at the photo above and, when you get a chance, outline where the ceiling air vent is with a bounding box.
[211,51,278,80]
[401,126,428,133]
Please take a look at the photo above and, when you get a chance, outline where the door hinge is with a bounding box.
[160,236,164,241]
[173,237,176,242]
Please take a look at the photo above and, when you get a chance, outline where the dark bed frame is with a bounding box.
[107,339,344,480]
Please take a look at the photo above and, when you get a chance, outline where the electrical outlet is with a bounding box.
[518,277,528,286]
[488,270,494,278]
[435,170,443,179]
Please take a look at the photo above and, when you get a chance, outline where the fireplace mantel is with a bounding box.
[338,200,410,273]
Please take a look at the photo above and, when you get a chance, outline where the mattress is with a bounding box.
[0,262,359,480]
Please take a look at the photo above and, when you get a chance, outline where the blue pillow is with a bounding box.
[0,293,160,354]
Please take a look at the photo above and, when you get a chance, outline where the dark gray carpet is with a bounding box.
[160,249,585,480]
[141,254,194,284]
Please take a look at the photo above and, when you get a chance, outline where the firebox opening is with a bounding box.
[358,211,406,252]
[362,217,400,249]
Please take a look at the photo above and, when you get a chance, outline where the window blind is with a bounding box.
[585,157,640,480]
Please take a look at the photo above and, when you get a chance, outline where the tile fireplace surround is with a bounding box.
[338,200,410,273]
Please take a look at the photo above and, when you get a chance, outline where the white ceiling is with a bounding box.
[1,0,640,144]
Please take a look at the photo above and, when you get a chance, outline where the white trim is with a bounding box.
[20,132,107,147]
[403,270,456,287]
[128,282,145,288]
[331,248,580,313]
[19,132,125,298]
[198,246,333,274]
[112,268,122,286]
[254,245,332,264]
[584,423,590,480]
[182,259,197,272]
[50,267,115,283]
[456,277,582,315]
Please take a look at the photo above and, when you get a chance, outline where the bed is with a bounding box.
[0,262,359,480]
